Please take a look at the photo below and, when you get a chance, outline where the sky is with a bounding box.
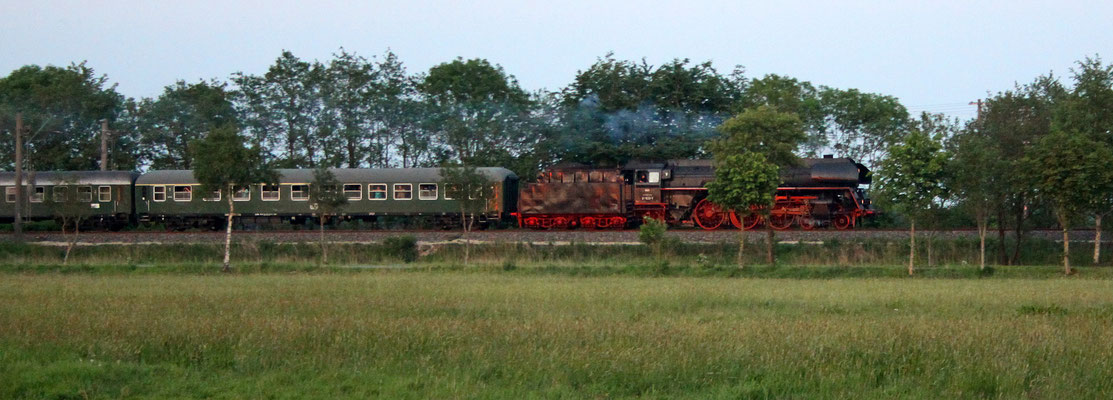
[2,0,1111,121]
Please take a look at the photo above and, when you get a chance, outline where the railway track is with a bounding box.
[0,228,1102,245]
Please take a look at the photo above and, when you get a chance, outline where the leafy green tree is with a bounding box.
[373,50,430,168]
[973,75,1065,265]
[0,62,134,171]
[555,54,745,166]
[819,88,909,167]
[1026,131,1113,274]
[320,49,377,168]
[309,167,348,264]
[419,58,540,175]
[192,126,277,272]
[233,51,327,167]
[949,126,1002,270]
[712,106,807,264]
[136,80,237,169]
[706,152,780,268]
[875,130,950,275]
[440,163,491,265]
[740,74,826,152]
[1053,56,1113,264]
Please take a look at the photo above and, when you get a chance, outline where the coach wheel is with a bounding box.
[834,215,853,230]
[693,199,725,230]
[768,214,795,230]
[798,216,817,230]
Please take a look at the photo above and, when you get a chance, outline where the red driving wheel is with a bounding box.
[693,199,726,230]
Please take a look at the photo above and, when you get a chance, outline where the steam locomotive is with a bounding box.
[517,156,874,230]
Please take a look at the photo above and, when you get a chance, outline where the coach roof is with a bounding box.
[136,167,517,185]
[0,171,138,186]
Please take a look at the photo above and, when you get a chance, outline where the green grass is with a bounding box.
[2,273,1113,398]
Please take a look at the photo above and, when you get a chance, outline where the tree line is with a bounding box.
[0,49,910,180]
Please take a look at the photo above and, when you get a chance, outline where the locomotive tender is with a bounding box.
[517,156,874,230]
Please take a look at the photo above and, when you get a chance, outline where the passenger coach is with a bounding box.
[135,168,518,229]
[0,171,138,228]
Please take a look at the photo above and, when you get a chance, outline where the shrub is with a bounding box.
[638,217,668,258]
[382,235,418,263]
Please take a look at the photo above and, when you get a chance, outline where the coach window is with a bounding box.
[53,186,68,202]
[393,183,412,200]
[202,188,221,202]
[173,186,192,202]
[30,187,44,203]
[232,185,250,201]
[153,186,166,202]
[369,184,387,200]
[343,184,361,201]
[97,186,111,202]
[418,183,438,200]
[78,186,93,202]
[291,184,309,201]
[561,173,575,183]
[575,171,588,182]
[5,187,14,203]
[261,184,280,201]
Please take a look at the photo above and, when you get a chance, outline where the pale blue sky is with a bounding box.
[2,0,1110,120]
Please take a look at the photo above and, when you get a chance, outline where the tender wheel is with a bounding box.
[768,214,795,230]
[693,199,725,230]
[729,210,763,230]
[833,215,853,230]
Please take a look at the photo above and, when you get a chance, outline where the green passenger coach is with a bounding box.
[134,168,518,229]
[0,171,138,228]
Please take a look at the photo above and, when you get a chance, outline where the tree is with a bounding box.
[309,167,348,264]
[740,74,826,152]
[136,80,237,169]
[974,76,1065,265]
[419,58,536,168]
[0,62,133,171]
[441,164,491,265]
[232,51,327,167]
[818,88,909,167]
[875,130,950,275]
[192,126,277,272]
[712,106,807,265]
[320,49,377,168]
[1025,130,1113,274]
[1053,56,1113,264]
[46,179,92,265]
[706,152,780,268]
[949,127,1002,270]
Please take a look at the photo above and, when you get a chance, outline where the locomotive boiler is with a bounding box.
[516,156,874,230]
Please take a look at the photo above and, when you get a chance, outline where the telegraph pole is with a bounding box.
[969,99,984,119]
[100,119,110,171]
[14,113,23,240]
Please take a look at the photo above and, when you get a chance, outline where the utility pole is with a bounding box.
[14,113,23,240]
[100,119,110,171]
[969,99,984,119]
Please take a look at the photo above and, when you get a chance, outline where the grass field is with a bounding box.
[2,272,1112,398]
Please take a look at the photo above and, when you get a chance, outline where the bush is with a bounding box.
[382,235,418,263]
[639,217,668,249]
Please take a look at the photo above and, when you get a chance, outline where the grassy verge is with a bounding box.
[2,273,1112,398]
[0,236,1109,278]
